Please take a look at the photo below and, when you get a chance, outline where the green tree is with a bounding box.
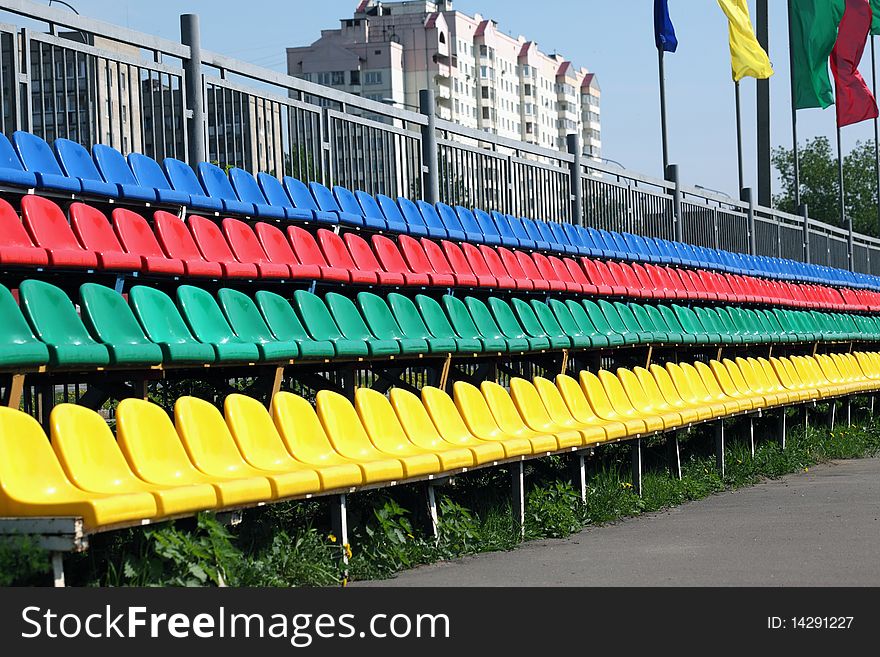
[772,136,880,237]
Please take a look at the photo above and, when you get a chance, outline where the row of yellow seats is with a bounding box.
[0,352,877,531]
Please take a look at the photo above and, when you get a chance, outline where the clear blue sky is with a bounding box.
[17,0,880,198]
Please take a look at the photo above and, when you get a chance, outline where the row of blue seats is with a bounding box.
[1,130,877,292]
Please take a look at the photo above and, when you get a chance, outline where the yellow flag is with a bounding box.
[718,0,774,81]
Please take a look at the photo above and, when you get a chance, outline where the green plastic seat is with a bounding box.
[694,306,738,344]
[254,291,335,359]
[129,286,216,364]
[598,300,647,344]
[79,284,163,366]
[470,297,530,353]
[0,284,50,369]
[646,305,691,344]
[291,291,369,358]
[733,307,770,344]
[176,286,260,362]
[656,305,701,344]
[564,300,615,348]
[357,292,429,355]
[628,303,671,344]
[754,309,788,343]
[671,304,718,344]
[519,299,575,349]
[772,309,809,342]
[19,280,110,368]
[217,289,300,362]
[488,297,551,351]
[546,299,592,348]
[389,294,460,354]
[413,295,482,354]
[583,300,629,345]
[441,295,506,353]
[325,293,400,357]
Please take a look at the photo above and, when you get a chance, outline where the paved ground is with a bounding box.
[357,458,880,587]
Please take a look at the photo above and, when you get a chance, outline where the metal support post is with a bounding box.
[180,14,206,167]
[419,89,440,204]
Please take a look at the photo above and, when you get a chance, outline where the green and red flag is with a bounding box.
[830,0,878,127]
[789,0,846,109]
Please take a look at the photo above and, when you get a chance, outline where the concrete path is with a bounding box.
[358,458,880,587]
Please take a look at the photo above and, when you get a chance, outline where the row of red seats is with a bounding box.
[1,195,878,314]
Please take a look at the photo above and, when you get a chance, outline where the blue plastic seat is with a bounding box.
[127,153,190,206]
[560,224,587,255]
[352,190,388,231]
[306,182,361,227]
[641,236,674,264]
[391,197,429,237]
[162,158,223,212]
[0,133,37,188]
[474,209,506,246]
[454,206,491,244]
[255,173,304,219]
[282,177,339,225]
[376,195,414,235]
[330,185,373,228]
[520,218,551,251]
[436,203,470,242]
[622,233,655,263]
[545,221,578,255]
[197,162,255,215]
[416,201,452,239]
[229,168,286,220]
[489,211,523,248]
[504,215,535,249]
[53,139,119,198]
[534,220,566,253]
[12,131,81,193]
[92,144,156,202]
[573,226,602,257]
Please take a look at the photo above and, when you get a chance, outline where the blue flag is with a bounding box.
[654,0,678,52]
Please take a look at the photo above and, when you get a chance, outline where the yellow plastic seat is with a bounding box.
[709,360,760,410]
[678,363,739,418]
[316,390,408,482]
[483,380,581,451]
[390,388,502,466]
[51,404,217,518]
[355,388,457,474]
[579,371,647,436]
[721,358,770,409]
[755,358,811,403]
[854,352,880,380]
[423,386,527,460]
[117,399,272,508]
[771,357,816,400]
[649,364,716,421]
[821,354,865,393]
[532,377,610,444]
[733,358,789,408]
[617,368,684,430]
[666,362,728,418]
[452,381,554,455]
[597,370,664,434]
[270,392,366,489]
[509,377,600,446]
[225,394,360,492]
[175,397,321,499]
[835,353,875,391]
[554,374,629,440]
[791,356,834,398]
[633,367,700,426]
[0,407,156,530]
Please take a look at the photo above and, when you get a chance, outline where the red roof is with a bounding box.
[425,11,439,28]
[355,0,369,12]
[475,19,491,37]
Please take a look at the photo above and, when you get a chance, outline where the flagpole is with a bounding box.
[787,0,801,209]
[872,35,880,236]
[735,80,744,195]
[658,48,670,175]
[838,122,853,270]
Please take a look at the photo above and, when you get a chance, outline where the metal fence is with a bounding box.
[3,0,880,275]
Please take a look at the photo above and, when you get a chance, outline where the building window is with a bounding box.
[350,70,360,85]
[331,71,345,85]
[364,71,383,85]
[439,32,446,44]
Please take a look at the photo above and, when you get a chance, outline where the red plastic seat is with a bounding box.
[632,263,670,299]
[153,211,223,278]
[69,203,142,271]
[561,258,599,296]
[644,264,683,300]
[287,227,350,283]
[253,223,322,281]
[187,215,258,279]
[222,218,289,279]
[699,270,731,302]
[509,251,557,292]
[317,229,378,285]
[394,235,454,287]
[110,209,185,276]
[579,258,613,296]
[464,244,515,289]
[441,241,496,288]
[528,254,570,292]
[548,255,586,294]
[605,261,648,298]
[20,195,97,269]
[345,233,407,286]
[420,238,477,287]
[0,198,48,267]
[678,269,713,301]
[480,246,532,291]
[498,247,546,291]
[592,260,628,297]
[370,235,434,287]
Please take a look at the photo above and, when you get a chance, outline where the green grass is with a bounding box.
[5,404,880,586]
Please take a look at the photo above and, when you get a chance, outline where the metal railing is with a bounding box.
[3,0,880,276]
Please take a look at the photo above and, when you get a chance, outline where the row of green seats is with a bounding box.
[2,280,879,372]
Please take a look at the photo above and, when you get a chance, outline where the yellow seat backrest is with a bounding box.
[557,374,600,423]
[355,388,414,453]
[510,377,555,427]
[315,390,377,460]
[225,394,293,465]
[390,388,445,448]
[175,396,252,474]
[482,381,530,434]
[271,391,338,463]
[452,381,502,437]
